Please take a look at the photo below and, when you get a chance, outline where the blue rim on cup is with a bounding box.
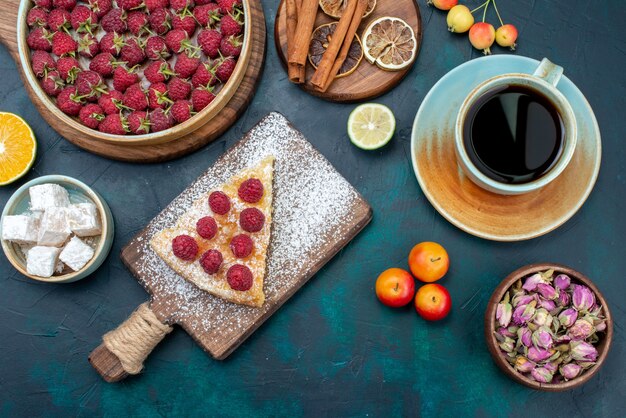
[454,58,578,195]
[0,175,114,283]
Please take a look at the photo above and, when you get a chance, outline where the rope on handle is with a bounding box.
[102,302,173,375]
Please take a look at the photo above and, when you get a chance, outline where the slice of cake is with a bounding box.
[150,156,275,307]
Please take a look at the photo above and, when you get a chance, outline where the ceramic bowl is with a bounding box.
[0,175,114,283]
[15,0,252,146]
[484,263,613,391]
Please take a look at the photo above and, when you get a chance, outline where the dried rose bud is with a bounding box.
[496,300,513,328]
[515,356,535,373]
[557,290,570,307]
[522,273,544,292]
[544,361,559,373]
[570,340,598,362]
[538,298,556,311]
[554,274,571,290]
[560,363,582,380]
[497,327,516,338]
[595,321,607,332]
[578,361,596,369]
[513,300,536,325]
[533,308,551,326]
[532,327,553,349]
[556,334,572,344]
[537,283,558,300]
[572,284,595,312]
[568,319,595,340]
[558,308,578,328]
[499,337,515,353]
[527,346,552,362]
[518,327,532,347]
[531,367,554,383]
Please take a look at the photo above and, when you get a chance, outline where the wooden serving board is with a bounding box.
[0,0,266,163]
[274,0,422,102]
[90,113,372,381]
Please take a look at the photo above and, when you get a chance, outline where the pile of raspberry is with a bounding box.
[26,0,244,135]
[171,177,264,292]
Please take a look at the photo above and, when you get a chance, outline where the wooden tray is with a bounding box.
[0,0,266,163]
[89,113,373,381]
[274,0,422,103]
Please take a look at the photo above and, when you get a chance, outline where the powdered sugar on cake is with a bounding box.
[134,113,363,339]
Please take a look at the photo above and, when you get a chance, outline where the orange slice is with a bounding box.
[308,22,363,78]
[0,112,37,186]
[362,16,417,71]
[319,0,377,19]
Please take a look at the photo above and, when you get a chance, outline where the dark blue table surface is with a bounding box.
[1,1,625,416]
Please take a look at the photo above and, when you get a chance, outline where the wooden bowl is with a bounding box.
[484,263,613,391]
[15,1,252,146]
[0,175,114,283]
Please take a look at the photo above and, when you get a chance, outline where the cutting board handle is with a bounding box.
[89,302,173,382]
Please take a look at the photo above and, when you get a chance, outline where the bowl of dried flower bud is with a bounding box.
[485,263,613,391]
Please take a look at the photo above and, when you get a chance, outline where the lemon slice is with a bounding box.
[319,0,377,19]
[362,16,417,71]
[0,112,37,186]
[347,103,395,150]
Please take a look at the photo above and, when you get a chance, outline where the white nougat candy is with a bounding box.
[1,215,39,244]
[29,183,70,211]
[67,203,102,237]
[38,207,71,247]
[27,246,61,278]
[59,236,94,271]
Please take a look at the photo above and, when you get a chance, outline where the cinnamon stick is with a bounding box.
[289,0,318,69]
[319,0,368,92]
[310,0,359,90]
[286,0,305,83]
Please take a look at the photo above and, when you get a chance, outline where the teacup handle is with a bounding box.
[533,58,564,87]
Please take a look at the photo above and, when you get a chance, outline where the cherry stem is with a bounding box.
[492,0,505,26]
[470,0,489,14]
[482,0,491,23]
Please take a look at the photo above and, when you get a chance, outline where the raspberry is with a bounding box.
[31,50,56,78]
[87,0,112,19]
[239,208,264,232]
[127,110,150,134]
[122,83,148,111]
[56,56,81,82]
[98,90,124,114]
[40,71,64,96]
[170,0,193,12]
[194,4,221,27]
[48,9,71,31]
[145,60,174,83]
[27,7,49,28]
[52,31,77,56]
[120,38,146,67]
[171,100,192,123]
[220,14,242,37]
[77,34,100,58]
[113,66,139,92]
[220,35,242,58]
[164,29,190,53]
[99,113,128,135]
[199,249,223,275]
[53,0,77,11]
[147,82,171,109]
[226,264,253,291]
[127,10,149,36]
[145,0,169,12]
[117,0,143,11]
[196,216,218,239]
[145,36,170,60]
[148,8,171,35]
[76,70,107,101]
[149,108,174,132]
[217,0,242,14]
[197,29,222,58]
[191,86,215,112]
[172,234,198,261]
[71,4,98,34]
[167,77,191,100]
[238,178,264,203]
[33,0,53,9]
[27,27,52,52]
[174,51,200,78]
[208,191,230,215]
[101,9,127,33]
[230,234,253,258]
[195,0,213,5]
[100,32,125,56]
[79,103,104,129]
[172,13,197,37]
[56,87,83,115]
[191,62,218,88]
[215,57,236,82]
[89,52,118,77]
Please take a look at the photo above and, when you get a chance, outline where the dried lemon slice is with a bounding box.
[308,22,363,78]
[0,112,37,186]
[362,16,417,71]
[319,0,377,19]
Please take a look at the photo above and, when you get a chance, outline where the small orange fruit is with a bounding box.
[0,112,37,186]
[408,242,449,282]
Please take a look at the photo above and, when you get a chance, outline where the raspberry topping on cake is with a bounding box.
[230,234,253,258]
[172,235,198,261]
[239,208,265,232]
[227,264,253,291]
[196,216,218,239]
[238,178,264,203]
[199,249,223,274]
[209,191,231,215]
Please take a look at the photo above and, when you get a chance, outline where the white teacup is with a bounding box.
[454,58,577,195]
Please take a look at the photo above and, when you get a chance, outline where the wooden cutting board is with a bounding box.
[89,113,372,381]
[274,0,422,102]
[0,0,266,163]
